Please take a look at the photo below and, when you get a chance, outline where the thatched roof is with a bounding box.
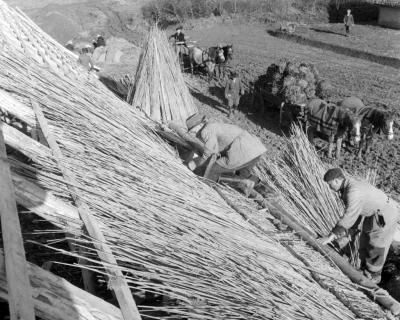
[0,1,392,319]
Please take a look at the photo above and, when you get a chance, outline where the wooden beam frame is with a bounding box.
[0,249,123,320]
[11,172,81,231]
[0,126,35,320]
[31,100,141,320]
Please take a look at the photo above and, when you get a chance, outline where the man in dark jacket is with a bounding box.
[344,9,354,36]
[169,26,188,59]
[225,71,244,117]
[321,168,400,284]
[170,26,186,44]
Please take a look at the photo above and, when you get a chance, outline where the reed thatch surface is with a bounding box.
[127,26,198,125]
[0,1,389,319]
[255,125,344,237]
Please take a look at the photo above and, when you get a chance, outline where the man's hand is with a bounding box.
[319,234,336,245]
[187,160,197,171]
[159,121,172,132]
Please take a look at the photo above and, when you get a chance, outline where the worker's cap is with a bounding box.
[186,113,206,131]
[323,168,345,182]
[176,26,183,30]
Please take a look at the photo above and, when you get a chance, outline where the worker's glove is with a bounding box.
[159,122,172,132]
[319,233,337,245]
[187,160,197,171]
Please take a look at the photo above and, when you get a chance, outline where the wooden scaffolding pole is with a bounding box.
[0,249,123,320]
[0,126,35,320]
[30,99,141,320]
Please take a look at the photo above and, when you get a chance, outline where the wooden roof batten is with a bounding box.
[30,99,141,320]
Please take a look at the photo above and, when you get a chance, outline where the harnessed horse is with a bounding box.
[216,44,233,78]
[208,46,225,69]
[339,97,395,158]
[306,98,362,160]
[188,46,215,78]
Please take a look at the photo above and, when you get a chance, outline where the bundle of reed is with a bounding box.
[0,42,377,320]
[255,125,344,236]
[127,26,197,124]
[257,59,320,107]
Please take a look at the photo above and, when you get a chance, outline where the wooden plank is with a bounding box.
[0,249,123,320]
[2,122,53,162]
[30,99,141,320]
[0,90,36,127]
[11,172,82,231]
[0,126,35,320]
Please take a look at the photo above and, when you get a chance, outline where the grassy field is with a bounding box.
[291,23,400,60]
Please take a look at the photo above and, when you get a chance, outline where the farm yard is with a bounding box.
[281,23,400,60]
[1,0,400,319]
[180,21,400,195]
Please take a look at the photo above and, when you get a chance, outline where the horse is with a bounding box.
[208,46,225,78]
[210,44,233,79]
[188,46,215,78]
[339,97,395,158]
[305,98,362,160]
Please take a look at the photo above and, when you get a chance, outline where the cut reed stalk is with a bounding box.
[127,26,197,125]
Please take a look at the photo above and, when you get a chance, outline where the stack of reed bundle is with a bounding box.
[127,26,197,124]
[258,59,321,106]
[255,125,344,236]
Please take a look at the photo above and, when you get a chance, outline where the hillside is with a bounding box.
[4,0,149,44]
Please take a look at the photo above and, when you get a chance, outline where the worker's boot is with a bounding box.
[363,269,382,284]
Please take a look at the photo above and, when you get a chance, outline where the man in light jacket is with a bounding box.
[321,168,400,283]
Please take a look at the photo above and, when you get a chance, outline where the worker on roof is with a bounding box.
[321,168,400,284]
[93,34,106,49]
[78,45,94,71]
[185,113,267,183]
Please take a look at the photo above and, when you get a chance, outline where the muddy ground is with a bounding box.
[180,21,400,195]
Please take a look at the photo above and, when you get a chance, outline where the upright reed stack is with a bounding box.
[127,26,197,124]
[256,125,344,236]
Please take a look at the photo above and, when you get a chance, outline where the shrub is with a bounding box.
[141,0,332,25]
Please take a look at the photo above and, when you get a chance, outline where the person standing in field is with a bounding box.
[344,9,354,36]
[321,168,400,284]
[225,71,245,117]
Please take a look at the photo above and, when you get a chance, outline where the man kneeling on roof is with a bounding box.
[321,168,400,284]
[185,113,267,184]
